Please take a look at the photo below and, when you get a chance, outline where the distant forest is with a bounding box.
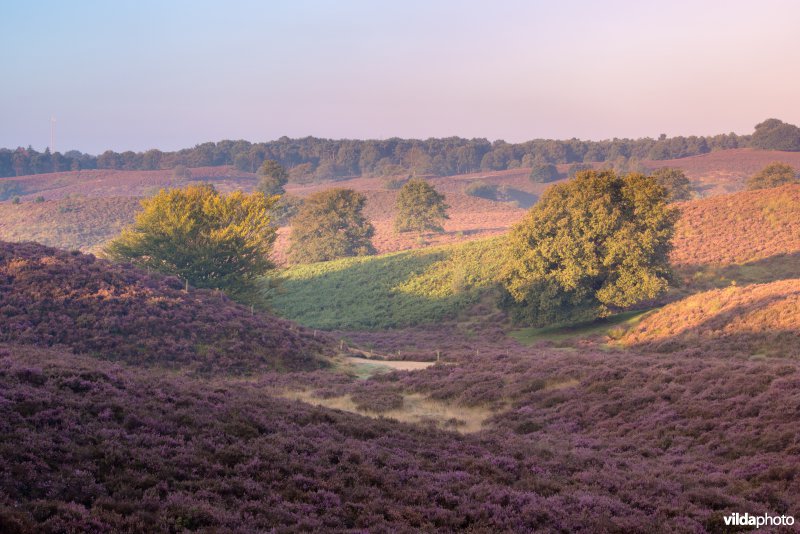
[2,118,798,181]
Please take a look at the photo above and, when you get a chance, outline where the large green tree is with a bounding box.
[394,178,449,233]
[105,184,276,294]
[650,167,693,202]
[746,162,798,190]
[501,170,678,326]
[288,188,375,263]
[257,159,289,197]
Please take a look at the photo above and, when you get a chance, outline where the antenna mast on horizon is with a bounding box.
[50,116,56,153]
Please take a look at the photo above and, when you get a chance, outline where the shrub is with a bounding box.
[746,162,798,190]
[529,163,559,183]
[650,168,693,202]
[464,181,499,200]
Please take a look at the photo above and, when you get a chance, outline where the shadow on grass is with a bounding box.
[261,247,493,330]
[510,309,654,347]
[673,252,800,297]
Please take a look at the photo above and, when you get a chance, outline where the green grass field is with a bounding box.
[260,238,505,330]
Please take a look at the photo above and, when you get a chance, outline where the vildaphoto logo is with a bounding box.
[723,512,795,528]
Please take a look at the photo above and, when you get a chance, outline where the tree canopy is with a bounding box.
[394,178,449,233]
[746,162,798,190]
[288,188,375,264]
[529,163,560,183]
[650,167,693,202]
[750,119,800,151]
[500,170,678,326]
[105,184,276,295]
[257,159,289,197]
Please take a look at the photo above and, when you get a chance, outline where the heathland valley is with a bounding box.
[1,120,800,532]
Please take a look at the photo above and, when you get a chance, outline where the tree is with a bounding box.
[501,170,678,326]
[394,178,449,233]
[529,163,559,183]
[567,162,593,179]
[288,188,375,263]
[105,184,276,294]
[746,162,798,190]
[650,167,693,202]
[257,159,289,197]
[750,119,800,151]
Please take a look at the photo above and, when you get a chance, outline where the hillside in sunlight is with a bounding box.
[0,241,331,374]
[621,278,800,357]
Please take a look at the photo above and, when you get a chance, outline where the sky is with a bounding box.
[2,0,800,154]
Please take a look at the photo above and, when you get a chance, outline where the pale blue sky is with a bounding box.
[2,0,799,153]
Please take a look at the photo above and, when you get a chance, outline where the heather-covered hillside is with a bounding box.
[0,197,140,253]
[621,279,800,357]
[672,184,800,268]
[0,242,330,373]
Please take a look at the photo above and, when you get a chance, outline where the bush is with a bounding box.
[746,162,798,190]
[464,181,499,200]
[256,160,289,196]
[529,163,559,183]
[650,168,693,202]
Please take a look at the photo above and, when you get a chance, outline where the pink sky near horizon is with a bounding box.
[1,0,799,154]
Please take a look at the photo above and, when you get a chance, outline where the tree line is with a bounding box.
[4,118,799,180]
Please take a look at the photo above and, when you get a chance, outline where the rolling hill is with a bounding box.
[3,147,800,265]
[0,241,330,374]
[620,278,800,357]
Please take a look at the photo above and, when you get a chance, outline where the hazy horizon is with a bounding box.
[3,0,800,154]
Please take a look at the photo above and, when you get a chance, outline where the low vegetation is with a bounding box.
[620,278,800,357]
[0,196,140,252]
[0,241,329,373]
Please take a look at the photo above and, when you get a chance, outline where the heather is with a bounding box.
[0,241,330,373]
[3,337,800,532]
[620,278,800,357]
[0,196,140,252]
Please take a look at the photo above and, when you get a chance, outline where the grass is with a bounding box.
[510,309,653,346]
[279,390,494,433]
[261,237,504,330]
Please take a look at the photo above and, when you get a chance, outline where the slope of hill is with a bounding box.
[645,148,800,195]
[672,184,800,268]
[620,279,800,357]
[264,238,504,330]
[0,166,256,201]
[0,197,140,253]
[0,241,330,373]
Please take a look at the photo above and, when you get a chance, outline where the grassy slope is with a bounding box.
[268,184,800,332]
[263,238,505,329]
